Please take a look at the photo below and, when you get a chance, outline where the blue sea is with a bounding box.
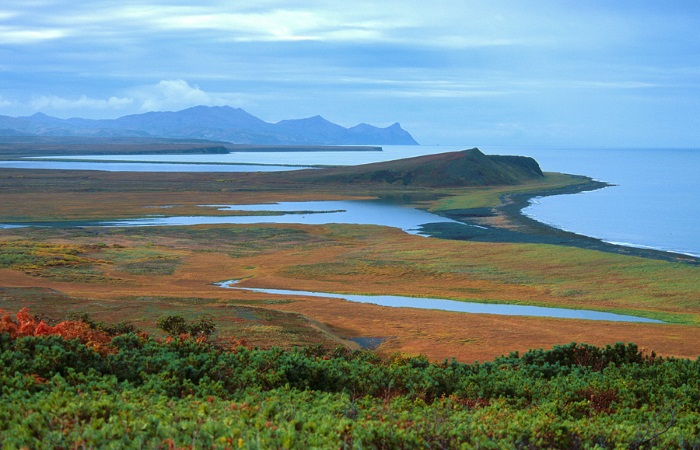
[4,145,699,257]
[498,147,700,258]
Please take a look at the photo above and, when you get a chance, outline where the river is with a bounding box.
[215,280,662,323]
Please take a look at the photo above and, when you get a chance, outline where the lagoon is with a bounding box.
[99,200,461,235]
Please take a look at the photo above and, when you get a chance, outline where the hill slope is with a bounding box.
[291,148,543,187]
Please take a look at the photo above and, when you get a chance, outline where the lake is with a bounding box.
[3,145,699,256]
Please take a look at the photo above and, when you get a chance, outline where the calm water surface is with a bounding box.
[501,147,700,257]
[216,280,662,323]
[0,160,306,172]
[101,200,460,235]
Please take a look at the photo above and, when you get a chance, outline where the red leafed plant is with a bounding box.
[0,307,114,354]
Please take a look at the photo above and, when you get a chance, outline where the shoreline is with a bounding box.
[427,177,700,265]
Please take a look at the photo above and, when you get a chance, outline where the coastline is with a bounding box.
[426,176,700,265]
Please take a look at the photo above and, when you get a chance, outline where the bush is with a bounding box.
[69,311,138,337]
[2,309,700,448]
[157,315,216,339]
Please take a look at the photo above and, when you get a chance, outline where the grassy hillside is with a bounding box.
[289,148,544,187]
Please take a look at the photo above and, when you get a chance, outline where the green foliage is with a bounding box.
[156,314,188,336]
[0,241,113,282]
[189,317,216,338]
[1,333,700,448]
[0,241,88,270]
[69,311,138,336]
[157,314,216,338]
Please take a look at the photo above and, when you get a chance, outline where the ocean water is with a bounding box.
[499,147,700,257]
[10,145,700,257]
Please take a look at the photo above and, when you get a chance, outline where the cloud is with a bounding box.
[0,11,18,21]
[6,2,522,48]
[572,81,658,90]
[0,3,71,44]
[25,4,375,44]
[0,26,68,44]
[150,9,325,41]
[330,77,517,99]
[351,79,513,98]
[128,80,246,112]
[30,95,134,112]
[513,79,659,91]
[386,89,509,98]
[109,4,414,44]
[19,80,249,117]
[2,2,699,146]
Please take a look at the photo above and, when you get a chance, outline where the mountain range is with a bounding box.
[0,106,418,145]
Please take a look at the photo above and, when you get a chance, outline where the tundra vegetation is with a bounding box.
[1,148,699,446]
[1,310,699,448]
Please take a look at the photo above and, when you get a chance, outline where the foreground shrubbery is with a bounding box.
[1,309,699,448]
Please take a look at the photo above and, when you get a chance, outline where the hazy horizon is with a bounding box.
[1,1,699,147]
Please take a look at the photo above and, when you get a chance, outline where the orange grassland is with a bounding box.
[0,169,699,362]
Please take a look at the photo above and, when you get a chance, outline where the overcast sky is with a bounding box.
[1,1,699,147]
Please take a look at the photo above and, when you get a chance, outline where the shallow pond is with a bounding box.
[216,280,662,323]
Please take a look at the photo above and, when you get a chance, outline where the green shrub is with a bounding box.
[2,328,699,448]
[156,314,216,338]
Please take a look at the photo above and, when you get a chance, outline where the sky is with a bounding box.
[1,1,699,147]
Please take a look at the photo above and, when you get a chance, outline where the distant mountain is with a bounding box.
[0,106,418,145]
[288,148,544,187]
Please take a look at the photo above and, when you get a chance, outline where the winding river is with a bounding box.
[216,280,662,323]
